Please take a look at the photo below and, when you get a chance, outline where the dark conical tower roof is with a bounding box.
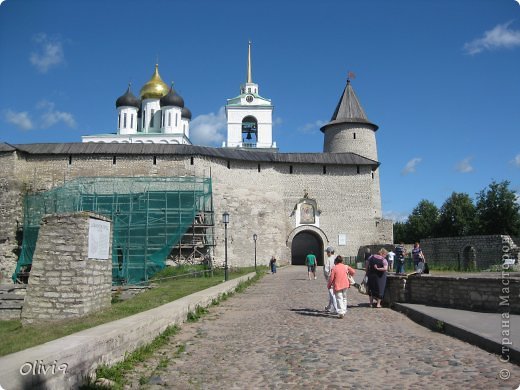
[320,79,378,132]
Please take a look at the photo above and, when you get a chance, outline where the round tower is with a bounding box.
[320,79,379,161]
[160,85,184,134]
[115,84,140,135]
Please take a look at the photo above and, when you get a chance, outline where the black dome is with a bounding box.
[160,87,184,108]
[181,106,192,120]
[115,86,140,109]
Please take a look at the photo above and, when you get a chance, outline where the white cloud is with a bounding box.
[273,117,283,127]
[30,33,65,73]
[512,154,520,167]
[190,106,227,146]
[37,100,76,128]
[401,157,422,175]
[464,22,520,55]
[298,120,325,134]
[455,157,474,173]
[383,210,409,223]
[3,109,33,130]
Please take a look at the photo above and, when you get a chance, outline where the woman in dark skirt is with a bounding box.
[365,248,389,308]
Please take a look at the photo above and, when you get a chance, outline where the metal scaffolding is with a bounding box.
[13,177,214,285]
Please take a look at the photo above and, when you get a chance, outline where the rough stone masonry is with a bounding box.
[21,212,112,325]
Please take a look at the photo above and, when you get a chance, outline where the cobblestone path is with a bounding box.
[126,266,520,389]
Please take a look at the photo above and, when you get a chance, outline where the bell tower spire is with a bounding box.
[247,40,253,83]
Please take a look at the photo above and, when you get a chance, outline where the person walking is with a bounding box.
[306,251,317,280]
[365,248,389,308]
[395,243,406,275]
[412,242,426,272]
[327,255,356,318]
[323,246,338,314]
[269,256,277,274]
[386,249,395,273]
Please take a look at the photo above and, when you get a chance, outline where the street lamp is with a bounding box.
[253,233,258,271]
[223,212,229,281]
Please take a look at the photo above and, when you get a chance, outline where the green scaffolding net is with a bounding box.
[13,177,213,285]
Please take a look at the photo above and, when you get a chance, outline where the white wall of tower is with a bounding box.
[117,107,138,135]
[162,106,182,134]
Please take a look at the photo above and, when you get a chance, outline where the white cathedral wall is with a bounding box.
[5,151,390,276]
[117,107,138,135]
[181,118,189,138]
[141,99,162,133]
[162,106,182,134]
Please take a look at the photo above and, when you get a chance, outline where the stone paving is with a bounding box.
[125,266,520,389]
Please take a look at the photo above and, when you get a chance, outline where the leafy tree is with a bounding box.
[474,180,520,236]
[393,221,409,243]
[436,192,476,237]
[406,200,439,242]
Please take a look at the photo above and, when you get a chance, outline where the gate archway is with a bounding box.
[290,231,324,266]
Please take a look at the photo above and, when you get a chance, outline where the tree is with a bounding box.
[406,200,439,242]
[436,192,476,237]
[475,180,520,236]
[393,221,409,243]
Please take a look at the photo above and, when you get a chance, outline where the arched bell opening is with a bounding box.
[242,115,258,144]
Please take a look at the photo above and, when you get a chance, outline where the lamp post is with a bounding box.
[223,212,229,281]
[253,233,257,271]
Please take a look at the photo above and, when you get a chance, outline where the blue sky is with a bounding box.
[0,0,519,221]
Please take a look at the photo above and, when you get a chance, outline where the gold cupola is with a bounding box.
[139,64,169,99]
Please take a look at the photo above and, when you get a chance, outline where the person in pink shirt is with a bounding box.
[327,255,356,319]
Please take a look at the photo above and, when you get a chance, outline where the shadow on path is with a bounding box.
[290,308,337,318]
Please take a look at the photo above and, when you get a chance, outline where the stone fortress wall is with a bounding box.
[0,151,22,281]
[0,147,393,277]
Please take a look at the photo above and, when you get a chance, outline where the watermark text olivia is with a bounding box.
[20,360,68,376]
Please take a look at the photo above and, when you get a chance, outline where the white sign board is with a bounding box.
[338,234,347,246]
[88,218,110,260]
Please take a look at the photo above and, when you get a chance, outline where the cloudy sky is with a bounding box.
[0,0,519,221]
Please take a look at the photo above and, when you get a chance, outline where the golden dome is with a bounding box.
[139,64,169,99]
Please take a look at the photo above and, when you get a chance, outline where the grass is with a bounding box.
[80,325,180,390]
[0,266,258,357]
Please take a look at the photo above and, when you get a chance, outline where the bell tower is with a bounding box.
[224,41,277,151]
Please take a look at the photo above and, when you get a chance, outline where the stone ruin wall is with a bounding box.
[21,212,112,325]
[421,235,519,270]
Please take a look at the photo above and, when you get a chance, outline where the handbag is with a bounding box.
[347,273,356,287]
[423,262,430,274]
[357,276,368,295]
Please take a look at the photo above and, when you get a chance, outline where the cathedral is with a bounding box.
[82,65,192,144]
[0,42,392,282]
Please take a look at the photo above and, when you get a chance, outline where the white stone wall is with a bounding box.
[4,150,392,276]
